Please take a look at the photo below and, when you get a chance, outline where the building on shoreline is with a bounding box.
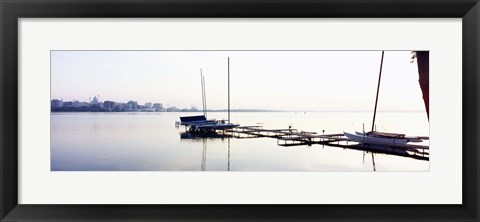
[51,98,199,112]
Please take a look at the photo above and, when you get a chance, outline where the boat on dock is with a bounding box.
[179,58,238,132]
[344,131,427,145]
[191,120,239,131]
[354,131,425,143]
[344,131,409,144]
[179,115,208,125]
[179,115,239,132]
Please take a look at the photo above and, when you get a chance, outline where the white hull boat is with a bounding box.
[192,120,239,131]
[344,131,409,144]
[354,131,424,143]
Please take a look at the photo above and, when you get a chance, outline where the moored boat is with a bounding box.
[191,120,239,131]
[179,59,239,132]
[344,131,409,144]
[354,131,424,143]
[179,115,208,125]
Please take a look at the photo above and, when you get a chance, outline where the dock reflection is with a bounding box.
[180,131,231,171]
[179,130,428,172]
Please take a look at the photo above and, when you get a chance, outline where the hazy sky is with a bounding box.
[51,51,426,112]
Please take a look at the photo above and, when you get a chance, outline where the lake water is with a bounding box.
[51,112,429,171]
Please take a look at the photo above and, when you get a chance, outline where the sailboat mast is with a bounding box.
[371,51,384,132]
[203,75,207,118]
[228,57,230,124]
[200,69,205,116]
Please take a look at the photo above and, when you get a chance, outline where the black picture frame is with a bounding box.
[1,0,479,221]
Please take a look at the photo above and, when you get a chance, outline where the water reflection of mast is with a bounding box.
[372,153,376,171]
[363,151,365,164]
[363,151,376,171]
[201,138,207,171]
[227,138,230,171]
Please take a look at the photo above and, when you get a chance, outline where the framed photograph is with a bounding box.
[1,0,478,221]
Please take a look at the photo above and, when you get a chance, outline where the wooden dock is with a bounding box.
[223,126,429,161]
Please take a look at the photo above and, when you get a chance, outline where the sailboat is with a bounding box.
[179,57,239,132]
[344,131,409,144]
[343,51,427,145]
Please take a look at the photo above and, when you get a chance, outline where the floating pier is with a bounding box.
[216,126,428,161]
[176,121,429,161]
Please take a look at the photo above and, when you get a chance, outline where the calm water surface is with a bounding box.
[51,112,429,171]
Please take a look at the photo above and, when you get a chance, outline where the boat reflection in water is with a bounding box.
[179,128,428,171]
[180,130,233,140]
[180,131,231,171]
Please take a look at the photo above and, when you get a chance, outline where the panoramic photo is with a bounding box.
[50,50,429,171]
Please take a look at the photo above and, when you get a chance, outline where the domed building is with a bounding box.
[91,96,99,105]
